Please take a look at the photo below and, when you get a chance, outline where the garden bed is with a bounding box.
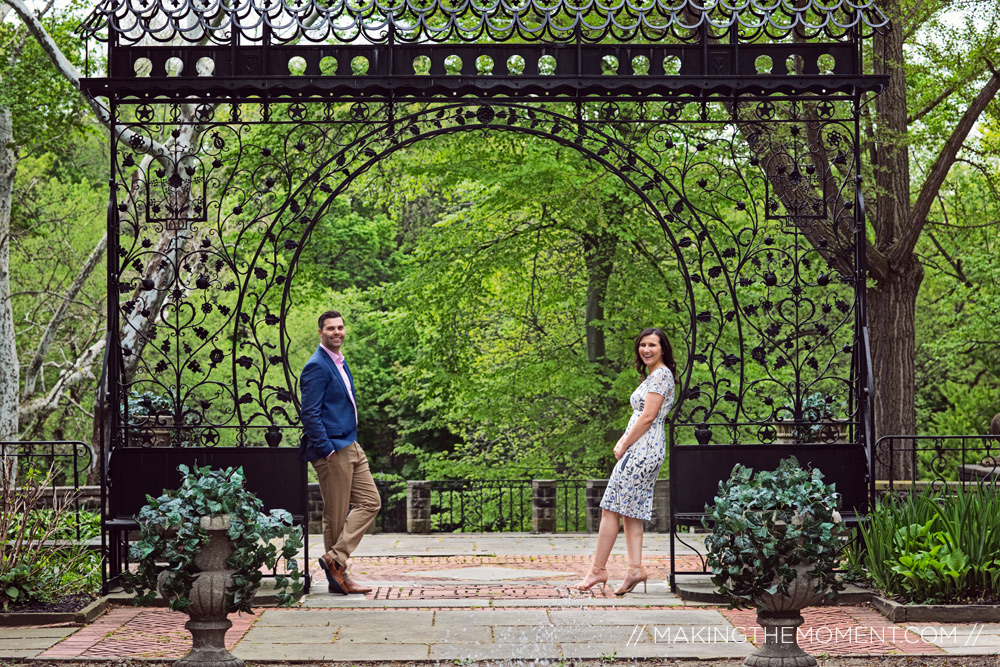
[872,595,1000,623]
[0,595,107,627]
[848,484,1000,620]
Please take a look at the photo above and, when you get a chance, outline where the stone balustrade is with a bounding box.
[30,479,673,534]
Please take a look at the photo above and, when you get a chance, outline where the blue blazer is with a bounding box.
[299,345,358,462]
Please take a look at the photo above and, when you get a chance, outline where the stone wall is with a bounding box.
[584,479,669,533]
[14,485,103,512]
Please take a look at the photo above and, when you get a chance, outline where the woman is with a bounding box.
[573,327,676,595]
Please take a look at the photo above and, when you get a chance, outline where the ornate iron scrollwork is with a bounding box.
[108,98,868,449]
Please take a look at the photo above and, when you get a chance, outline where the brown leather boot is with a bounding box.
[342,568,373,595]
[318,553,347,595]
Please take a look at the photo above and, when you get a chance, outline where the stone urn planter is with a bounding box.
[774,393,848,444]
[123,465,304,667]
[157,515,241,667]
[703,457,846,667]
[746,565,829,667]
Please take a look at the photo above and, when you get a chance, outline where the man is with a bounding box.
[299,310,381,595]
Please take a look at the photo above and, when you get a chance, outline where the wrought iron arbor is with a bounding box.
[79,0,889,590]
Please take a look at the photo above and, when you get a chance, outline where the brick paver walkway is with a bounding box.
[37,607,258,659]
[34,603,951,659]
[720,606,943,655]
[335,553,703,583]
[369,584,616,600]
[19,546,979,660]
[310,553,706,600]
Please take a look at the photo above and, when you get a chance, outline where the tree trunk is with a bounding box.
[0,106,19,446]
[86,389,109,486]
[865,0,919,483]
[22,232,107,398]
[582,230,617,368]
[871,0,912,257]
[20,337,106,432]
[868,259,922,481]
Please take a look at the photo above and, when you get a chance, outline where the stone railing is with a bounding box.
[37,479,671,534]
[401,479,669,534]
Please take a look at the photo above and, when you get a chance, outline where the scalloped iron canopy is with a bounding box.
[80,0,889,45]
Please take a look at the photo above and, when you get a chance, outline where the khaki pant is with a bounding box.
[312,441,381,568]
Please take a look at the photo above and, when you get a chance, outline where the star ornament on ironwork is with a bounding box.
[195,104,214,121]
[350,103,370,120]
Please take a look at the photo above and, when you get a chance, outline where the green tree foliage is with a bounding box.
[10,135,107,440]
[856,0,1000,470]
[1,2,106,445]
[0,2,89,150]
[347,126,691,478]
[914,163,1000,436]
[5,0,1000,487]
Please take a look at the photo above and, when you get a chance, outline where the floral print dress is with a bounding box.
[600,366,675,521]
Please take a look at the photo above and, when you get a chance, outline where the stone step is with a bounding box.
[675,574,873,605]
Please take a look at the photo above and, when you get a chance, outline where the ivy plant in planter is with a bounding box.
[704,457,846,667]
[123,465,302,667]
[124,464,302,609]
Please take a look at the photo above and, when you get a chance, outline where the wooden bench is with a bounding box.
[105,447,311,593]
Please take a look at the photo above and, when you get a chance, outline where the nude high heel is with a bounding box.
[615,567,648,596]
[571,566,608,593]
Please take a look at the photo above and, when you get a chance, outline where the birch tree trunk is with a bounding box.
[21,233,108,398]
[0,106,19,446]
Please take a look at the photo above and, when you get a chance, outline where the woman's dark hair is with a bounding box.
[633,327,677,379]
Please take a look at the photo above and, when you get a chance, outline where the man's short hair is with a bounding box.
[318,310,343,329]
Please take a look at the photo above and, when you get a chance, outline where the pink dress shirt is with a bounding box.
[321,345,357,422]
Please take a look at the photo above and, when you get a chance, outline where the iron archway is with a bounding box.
[77,0,890,592]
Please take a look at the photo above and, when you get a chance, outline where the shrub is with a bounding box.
[126,389,175,417]
[0,461,101,609]
[703,456,847,609]
[850,485,1000,603]
[781,392,846,442]
[123,464,303,612]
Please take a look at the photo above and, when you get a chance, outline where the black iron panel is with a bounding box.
[107,447,307,520]
[672,443,869,518]
[111,43,862,79]
[93,42,883,100]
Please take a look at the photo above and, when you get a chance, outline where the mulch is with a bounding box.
[2,594,96,614]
